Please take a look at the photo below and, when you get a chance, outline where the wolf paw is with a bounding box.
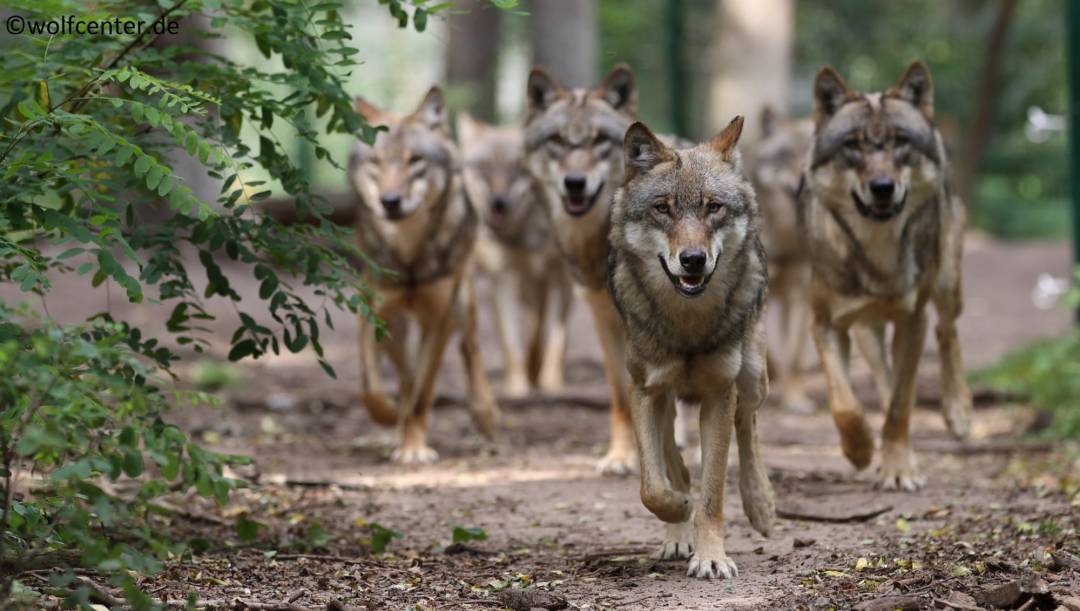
[942,395,972,440]
[470,402,500,440]
[391,445,439,465]
[687,552,738,579]
[596,448,638,476]
[652,522,694,560]
[739,473,775,537]
[877,443,925,491]
[503,374,530,399]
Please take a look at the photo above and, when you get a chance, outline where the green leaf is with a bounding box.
[452,526,487,543]
[369,523,401,553]
[228,339,257,361]
[122,450,144,478]
[236,516,262,542]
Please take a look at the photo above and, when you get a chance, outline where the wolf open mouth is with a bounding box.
[563,182,604,217]
[658,255,713,297]
[852,189,906,222]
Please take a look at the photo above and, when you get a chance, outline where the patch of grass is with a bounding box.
[971,330,1080,439]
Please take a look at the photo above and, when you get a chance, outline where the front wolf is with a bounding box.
[348,87,498,463]
[524,64,639,474]
[609,117,775,579]
[457,113,573,397]
[801,61,972,490]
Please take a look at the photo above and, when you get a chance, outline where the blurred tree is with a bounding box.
[448,0,501,121]
[529,0,597,88]
[707,0,793,143]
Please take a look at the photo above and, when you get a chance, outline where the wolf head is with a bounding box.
[348,87,456,222]
[456,112,534,237]
[810,61,943,222]
[524,64,636,219]
[611,116,755,299]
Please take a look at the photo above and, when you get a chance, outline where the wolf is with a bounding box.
[608,116,775,579]
[801,61,973,490]
[523,64,641,474]
[749,109,815,412]
[347,87,498,464]
[456,113,573,397]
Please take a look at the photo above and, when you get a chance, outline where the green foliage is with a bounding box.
[971,271,1080,439]
[369,522,402,553]
[0,0,436,605]
[452,525,488,544]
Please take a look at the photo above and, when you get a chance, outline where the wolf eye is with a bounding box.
[843,136,860,149]
[594,134,610,147]
[894,131,910,146]
[706,201,723,214]
[408,153,425,165]
[654,202,671,215]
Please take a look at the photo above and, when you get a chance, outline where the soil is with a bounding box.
[5,235,1079,610]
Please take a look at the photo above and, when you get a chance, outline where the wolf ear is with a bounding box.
[624,122,673,179]
[813,66,854,124]
[891,60,934,119]
[354,97,383,123]
[527,67,565,116]
[413,86,446,130]
[760,106,777,139]
[710,115,744,163]
[598,63,637,114]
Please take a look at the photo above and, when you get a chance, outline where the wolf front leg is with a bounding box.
[535,265,573,393]
[812,312,875,470]
[393,281,459,464]
[583,288,637,475]
[491,268,530,397]
[358,308,397,426]
[688,383,738,579]
[654,396,694,560]
[933,229,973,440]
[629,380,693,525]
[458,271,499,438]
[879,307,928,491]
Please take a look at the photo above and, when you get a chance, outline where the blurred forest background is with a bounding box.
[230,0,1069,241]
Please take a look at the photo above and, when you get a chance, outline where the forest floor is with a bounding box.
[7,234,1080,610]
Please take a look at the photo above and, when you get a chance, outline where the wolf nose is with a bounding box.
[492,195,509,214]
[678,249,707,274]
[564,173,587,197]
[380,192,403,214]
[869,177,895,200]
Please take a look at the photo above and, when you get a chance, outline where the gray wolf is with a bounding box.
[748,108,815,412]
[348,87,498,463]
[523,64,641,474]
[457,112,573,397]
[608,117,775,578]
[801,61,973,490]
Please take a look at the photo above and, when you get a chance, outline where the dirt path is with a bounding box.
[5,236,1079,609]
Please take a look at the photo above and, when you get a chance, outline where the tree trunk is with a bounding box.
[528,0,597,88]
[707,0,793,143]
[957,0,1018,208]
[447,0,501,121]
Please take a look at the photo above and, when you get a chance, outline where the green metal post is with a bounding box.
[667,0,687,137]
[1069,0,1080,322]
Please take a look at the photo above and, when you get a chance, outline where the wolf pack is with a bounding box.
[345,60,972,580]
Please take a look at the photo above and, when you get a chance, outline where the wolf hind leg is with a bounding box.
[459,273,499,439]
[813,316,874,470]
